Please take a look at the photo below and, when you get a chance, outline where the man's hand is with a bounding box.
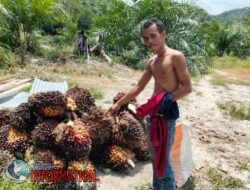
[107,103,121,116]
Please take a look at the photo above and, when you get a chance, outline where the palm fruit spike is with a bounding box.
[87,107,114,146]
[105,145,135,173]
[134,139,150,161]
[24,145,35,163]
[0,150,15,175]
[10,103,36,132]
[0,125,29,156]
[68,160,97,190]
[34,149,67,171]
[123,148,137,167]
[28,91,66,119]
[53,119,92,161]
[0,108,12,127]
[32,120,59,149]
[66,97,78,111]
[66,87,96,114]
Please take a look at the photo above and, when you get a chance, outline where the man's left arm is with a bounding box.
[172,53,192,101]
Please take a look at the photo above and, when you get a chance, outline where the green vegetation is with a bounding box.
[0,0,249,75]
[210,73,250,86]
[217,101,250,120]
[212,56,250,69]
[94,0,211,75]
[134,182,152,190]
[0,177,39,190]
[207,168,244,189]
[235,163,250,172]
[68,80,79,88]
[21,84,32,93]
[0,46,14,69]
[89,87,103,99]
[210,74,230,87]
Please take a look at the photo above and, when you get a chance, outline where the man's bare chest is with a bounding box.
[151,58,174,79]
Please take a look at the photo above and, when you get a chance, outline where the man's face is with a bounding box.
[142,24,166,53]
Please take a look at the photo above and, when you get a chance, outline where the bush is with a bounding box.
[0,45,14,70]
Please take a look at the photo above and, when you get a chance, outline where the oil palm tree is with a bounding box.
[94,0,210,75]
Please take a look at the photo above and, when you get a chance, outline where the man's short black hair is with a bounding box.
[140,18,165,35]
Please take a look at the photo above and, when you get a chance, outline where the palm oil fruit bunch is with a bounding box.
[113,92,137,113]
[0,125,30,155]
[104,145,136,173]
[10,103,36,132]
[34,149,67,171]
[54,119,92,161]
[33,149,67,190]
[0,108,12,127]
[134,139,150,161]
[86,107,114,146]
[32,120,59,149]
[66,87,96,114]
[112,120,128,147]
[28,91,66,119]
[114,112,145,150]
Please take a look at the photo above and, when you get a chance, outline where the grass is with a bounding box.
[210,74,230,87]
[134,182,152,190]
[42,47,68,63]
[0,176,39,190]
[195,91,203,96]
[207,168,244,189]
[235,163,250,172]
[89,87,104,99]
[68,79,79,88]
[217,101,250,120]
[210,56,250,86]
[210,72,250,87]
[212,56,250,69]
[20,84,32,92]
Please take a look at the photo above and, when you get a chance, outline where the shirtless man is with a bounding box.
[108,18,192,190]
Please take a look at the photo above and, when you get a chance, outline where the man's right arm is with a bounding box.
[107,60,153,115]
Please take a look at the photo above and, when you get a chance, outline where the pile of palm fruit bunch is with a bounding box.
[0,87,149,189]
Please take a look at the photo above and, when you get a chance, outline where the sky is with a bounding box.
[193,0,250,15]
[123,0,250,15]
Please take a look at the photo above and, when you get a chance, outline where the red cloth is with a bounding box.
[136,92,169,178]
